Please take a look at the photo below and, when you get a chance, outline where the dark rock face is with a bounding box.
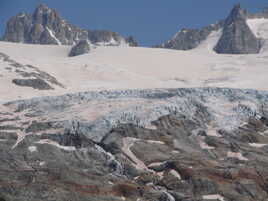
[159,23,223,50]
[69,40,90,57]
[158,4,264,54]
[2,12,32,43]
[126,36,139,47]
[12,78,54,90]
[88,30,126,46]
[2,4,133,46]
[214,4,261,54]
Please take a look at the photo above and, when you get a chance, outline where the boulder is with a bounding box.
[12,78,53,90]
[68,40,90,57]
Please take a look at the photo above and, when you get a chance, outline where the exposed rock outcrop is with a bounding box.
[2,4,134,47]
[0,52,64,89]
[12,78,53,90]
[159,22,223,50]
[214,4,261,54]
[158,4,265,54]
[126,36,139,47]
[68,40,90,57]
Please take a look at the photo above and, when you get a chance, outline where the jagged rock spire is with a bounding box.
[214,4,261,54]
[2,4,135,46]
[225,3,246,25]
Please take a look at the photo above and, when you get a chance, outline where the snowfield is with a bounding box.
[1,19,268,102]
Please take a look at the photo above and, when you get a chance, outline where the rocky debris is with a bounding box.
[214,4,261,54]
[12,79,54,90]
[2,4,133,46]
[87,30,127,46]
[69,40,90,57]
[1,88,268,200]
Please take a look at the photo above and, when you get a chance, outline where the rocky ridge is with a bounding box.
[159,4,267,54]
[1,88,268,200]
[2,4,135,47]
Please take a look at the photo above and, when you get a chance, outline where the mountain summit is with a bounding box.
[159,4,268,54]
[2,4,135,46]
[214,4,261,54]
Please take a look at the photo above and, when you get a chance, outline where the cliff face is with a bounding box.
[159,4,266,54]
[1,88,268,201]
[2,4,132,46]
[214,4,261,54]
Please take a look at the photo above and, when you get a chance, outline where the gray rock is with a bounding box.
[214,4,261,54]
[126,36,139,47]
[158,22,223,50]
[157,4,266,54]
[12,78,53,90]
[2,12,32,43]
[88,30,126,46]
[69,40,90,57]
[2,4,133,46]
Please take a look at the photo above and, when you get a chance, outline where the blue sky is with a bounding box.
[0,0,267,46]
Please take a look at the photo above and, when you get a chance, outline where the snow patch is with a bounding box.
[227,151,249,161]
[36,139,76,151]
[198,135,215,150]
[146,140,165,145]
[249,143,267,148]
[247,18,268,39]
[144,124,158,130]
[122,137,148,170]
[28,146,37,152]
[148,161,166,168]
[157,171,164,179]
[199,141,215,150]
[207,127,222,137]
[163,192,175,201]
[46,27,62,45]
[17,13,26,18]
[203,194,225,201]
[39,161,46,166]
[196,29,223,51]
[169,169,181,180]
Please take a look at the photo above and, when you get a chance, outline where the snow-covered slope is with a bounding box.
[247,18,268,52]
[247,18,268,39]
[1,36,268,102]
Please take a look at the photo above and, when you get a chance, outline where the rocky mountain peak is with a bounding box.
[214,4,261,54]
[34,3,51,13]
[158,3,263,54]
[32,3,60,24]
[2,4,136,47]
[225,4,246,25]
[35,3,50,11]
